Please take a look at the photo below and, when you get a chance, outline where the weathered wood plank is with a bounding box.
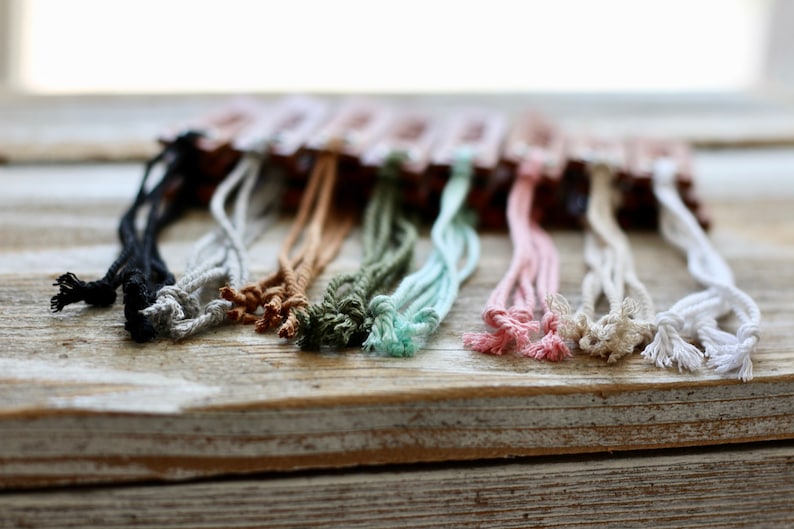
[1,443,792,529]
[0,160,792,488]
[3,92,794,164]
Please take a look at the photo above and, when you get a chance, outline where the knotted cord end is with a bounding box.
[641,311,704,372]
[704,323,759,382]
[51,273,117,312]
[122,270,157,343]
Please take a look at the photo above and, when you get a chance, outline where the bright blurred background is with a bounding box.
[2,0,777,94]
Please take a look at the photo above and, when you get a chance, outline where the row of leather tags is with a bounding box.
[159,95,708,231]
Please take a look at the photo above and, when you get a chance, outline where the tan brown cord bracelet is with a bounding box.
[221,149,354,338]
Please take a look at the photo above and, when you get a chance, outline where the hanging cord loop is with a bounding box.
[556,161,656,362]
[463,151,569,360]
[297,152,418,350]
[364,150,481,357]
[642,157,760,381]
[51,132,203,343]
[142,147,282,340]
[221,149,355,339]
[526,225,570,361]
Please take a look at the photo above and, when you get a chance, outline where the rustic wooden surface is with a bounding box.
[0,442,791,529]
[3,91,794,164]
[1,151,793,492]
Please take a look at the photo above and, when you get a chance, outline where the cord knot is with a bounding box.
[464,307,540,356]
[298,293,370,350]
[578,299,655,363]
[368,295,398,320]
[705,322,759,382]
[363,295,401,353]
[655,311,685,332]
[122,270,157,343]
[382,307,442,357]
[522,311,572,361]
[736,322,761,344]
[142,285,202,332]
[364,297,441,357]
[221,284,263,323]
[50,273,117,312]
[641,310,703,372]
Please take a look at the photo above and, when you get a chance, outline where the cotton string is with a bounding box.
[463,152,569,360]
[142,149,281,340]
[641,157,760,381]
[221,149,355,339]
[556,161,656,362]
[363,150,480,357]
[297,153,418,350]
[51,132,202,342]
[531,221,570,359]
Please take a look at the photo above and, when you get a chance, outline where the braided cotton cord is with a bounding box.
[50,139,182,314]
[221,150,355,339]
[51,133,201,342]
[526,222,570,360]
[297,154,418,350]
[364,151,480,357]
[142,150,280,339]
[642,158,760,381]
[557,162,656,362]
[463,155,540,355]
[463,152,569,360]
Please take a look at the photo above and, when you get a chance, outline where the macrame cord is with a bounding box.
[463,151,569,360]
[297,153,418,349]
[363,149,480,357]
[221,148,354,339]
[555,161,656,362]
[51,132,203,343]
[641,157,760,381]
[142,142,281,340]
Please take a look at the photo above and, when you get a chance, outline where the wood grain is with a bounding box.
[0,161,793,488]
[4,92,794,164]
[1,443,792,529]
